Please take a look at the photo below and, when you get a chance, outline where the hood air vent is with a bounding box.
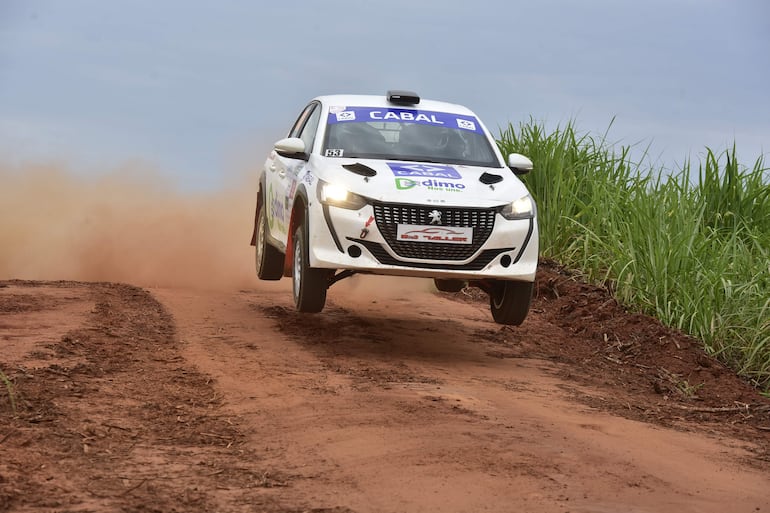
[342,163,377,177]
[479,172,503,185]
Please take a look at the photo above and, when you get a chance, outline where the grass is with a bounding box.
[1,369,16,413]
[498,120,770,391]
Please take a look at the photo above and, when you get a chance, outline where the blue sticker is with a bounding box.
[388,163,461,179]
[327,107,484,134]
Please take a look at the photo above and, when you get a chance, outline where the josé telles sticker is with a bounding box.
[387,163,461,179]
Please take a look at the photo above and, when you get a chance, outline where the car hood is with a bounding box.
[311,158,531,208]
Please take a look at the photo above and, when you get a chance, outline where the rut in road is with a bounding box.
[154,276,770,513]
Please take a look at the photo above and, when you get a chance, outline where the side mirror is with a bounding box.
[507,153,533,175]
[274,137,307,160]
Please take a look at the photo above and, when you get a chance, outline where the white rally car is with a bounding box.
[251,91,538,325]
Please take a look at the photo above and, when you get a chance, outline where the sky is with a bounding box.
[1,0,768,191]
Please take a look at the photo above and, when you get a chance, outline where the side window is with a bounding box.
[288,103,314,138]
[298,104,321,154]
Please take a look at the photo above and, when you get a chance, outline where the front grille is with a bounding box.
[348,238,514,271]
[373,202,496,261]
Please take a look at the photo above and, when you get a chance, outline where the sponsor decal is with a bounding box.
[396,225,473,245]
[456,118,476,131]
[326,107,483,134]
[267,184,287,231]
[335,110,356,122]
[302,168,315,186]
[394,177,466,193]
[286,178,298,208]
[370,110,443,124]
[387,162,461,179]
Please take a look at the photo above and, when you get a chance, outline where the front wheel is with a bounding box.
[489,281,533,326]
[292,225,329,313]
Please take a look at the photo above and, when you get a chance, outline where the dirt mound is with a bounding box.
[450,260,770,441]
[0,281,296,512]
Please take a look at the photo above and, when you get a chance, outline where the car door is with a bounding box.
[267,102,320,245]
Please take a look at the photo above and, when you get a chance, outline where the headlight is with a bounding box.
[318,180,368,210]
[500,195,535,220]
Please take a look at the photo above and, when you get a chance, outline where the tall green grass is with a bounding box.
[498,120,770,390]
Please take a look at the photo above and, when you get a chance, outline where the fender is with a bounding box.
[284,185,311,277]
[249,175,266,246]
[251,174,287,253]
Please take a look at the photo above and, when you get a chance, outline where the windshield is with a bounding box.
[323,106,501,167]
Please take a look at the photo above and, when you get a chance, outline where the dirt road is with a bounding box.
[2,267,769,512]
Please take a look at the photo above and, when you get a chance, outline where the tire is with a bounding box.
[434,278,466,293]
[255,200,285,280]
[489,280,533,326]
[292,224,329,313]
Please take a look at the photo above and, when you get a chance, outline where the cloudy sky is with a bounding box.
[1,0,767,190]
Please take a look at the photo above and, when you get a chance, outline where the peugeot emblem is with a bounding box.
[428,210,442,225]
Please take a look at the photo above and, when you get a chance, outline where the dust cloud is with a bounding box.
[335,274,435,303]
[0,161,256,289]
[0,161,435,297]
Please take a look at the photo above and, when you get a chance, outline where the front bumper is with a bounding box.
[306,200,538,282]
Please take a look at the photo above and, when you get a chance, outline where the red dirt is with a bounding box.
[2,263,769,512]
[2,163,769,512]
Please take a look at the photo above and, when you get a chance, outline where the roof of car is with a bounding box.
[313,94,477,116]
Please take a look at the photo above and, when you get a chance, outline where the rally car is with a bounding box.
[250,90,538,325]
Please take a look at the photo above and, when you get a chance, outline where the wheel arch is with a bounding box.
[250,175,267,246]
[284,185,310,277]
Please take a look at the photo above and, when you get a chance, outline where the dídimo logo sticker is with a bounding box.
[395,178,466,192]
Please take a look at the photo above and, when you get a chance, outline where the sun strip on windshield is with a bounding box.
[327,106,484,135]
